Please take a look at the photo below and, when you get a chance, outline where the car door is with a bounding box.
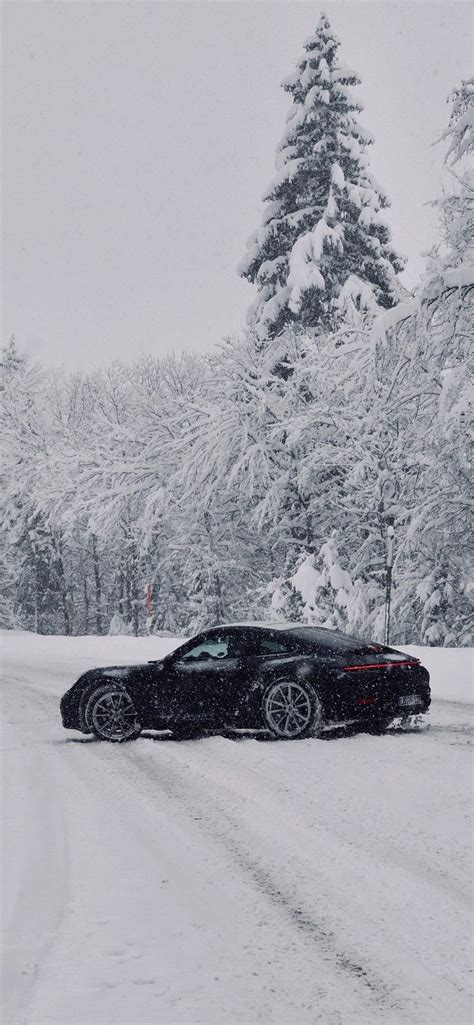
[157,631,244,724]
[183,628,296,726]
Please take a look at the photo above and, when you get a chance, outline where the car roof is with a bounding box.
[208,622,369,651]
[212,621,335,633]
[212,621,289,630]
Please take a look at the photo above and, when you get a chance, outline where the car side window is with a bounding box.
[258,636,293,656]
[180,635,231,662]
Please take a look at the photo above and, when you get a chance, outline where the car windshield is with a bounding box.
[181,637,230,661]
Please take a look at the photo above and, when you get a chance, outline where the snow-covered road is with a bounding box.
[1,634,472,1025]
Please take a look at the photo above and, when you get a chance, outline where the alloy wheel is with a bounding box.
[91,689,139,741]
[264,681,315,738]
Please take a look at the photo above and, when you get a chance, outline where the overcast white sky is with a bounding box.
[2,1,472,369]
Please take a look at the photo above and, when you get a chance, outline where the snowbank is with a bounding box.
[0,630,182,695]
[1,632,471,704]
[403,645,472,704]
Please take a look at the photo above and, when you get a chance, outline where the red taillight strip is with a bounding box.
[342,660,420,671]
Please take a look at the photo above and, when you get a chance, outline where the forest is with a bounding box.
[2,17,472,645]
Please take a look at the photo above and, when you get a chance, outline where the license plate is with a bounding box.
[398,694,422,707]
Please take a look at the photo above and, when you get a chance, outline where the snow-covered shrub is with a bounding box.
[108,613,133,636]
[269,538,354,629]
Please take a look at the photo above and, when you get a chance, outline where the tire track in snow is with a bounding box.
[115,744,403,1019]
[35,736,358,1025]
[179,730,470,907]
[117,738,470,1025]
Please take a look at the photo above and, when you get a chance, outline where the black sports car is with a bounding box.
[60,623,430,742]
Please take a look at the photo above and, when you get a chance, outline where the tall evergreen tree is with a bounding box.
[433,78,473,268]
[238,13,404,339]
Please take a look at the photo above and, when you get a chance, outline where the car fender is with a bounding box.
[255,657,335,715]
[249,656,321,693]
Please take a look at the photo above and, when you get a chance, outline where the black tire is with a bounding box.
[262,679,323,740]
[86,683,142,742]
[78,700,93,734]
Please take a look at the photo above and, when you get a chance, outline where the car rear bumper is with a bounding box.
[378,690,430,717]
[344,664,431,720]
[389,664,431,711]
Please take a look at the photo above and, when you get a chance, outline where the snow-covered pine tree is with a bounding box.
[433,77,473,268]
[239,13,404,339]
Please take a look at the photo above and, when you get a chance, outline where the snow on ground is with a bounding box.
[403,645,473,704]
[1,631,472,1025]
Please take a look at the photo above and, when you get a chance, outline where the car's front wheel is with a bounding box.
[262,679,323,739]
[86,684,142,742]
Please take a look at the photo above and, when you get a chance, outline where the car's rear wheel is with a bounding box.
[87,684,141,742]
[262,680,323,739]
